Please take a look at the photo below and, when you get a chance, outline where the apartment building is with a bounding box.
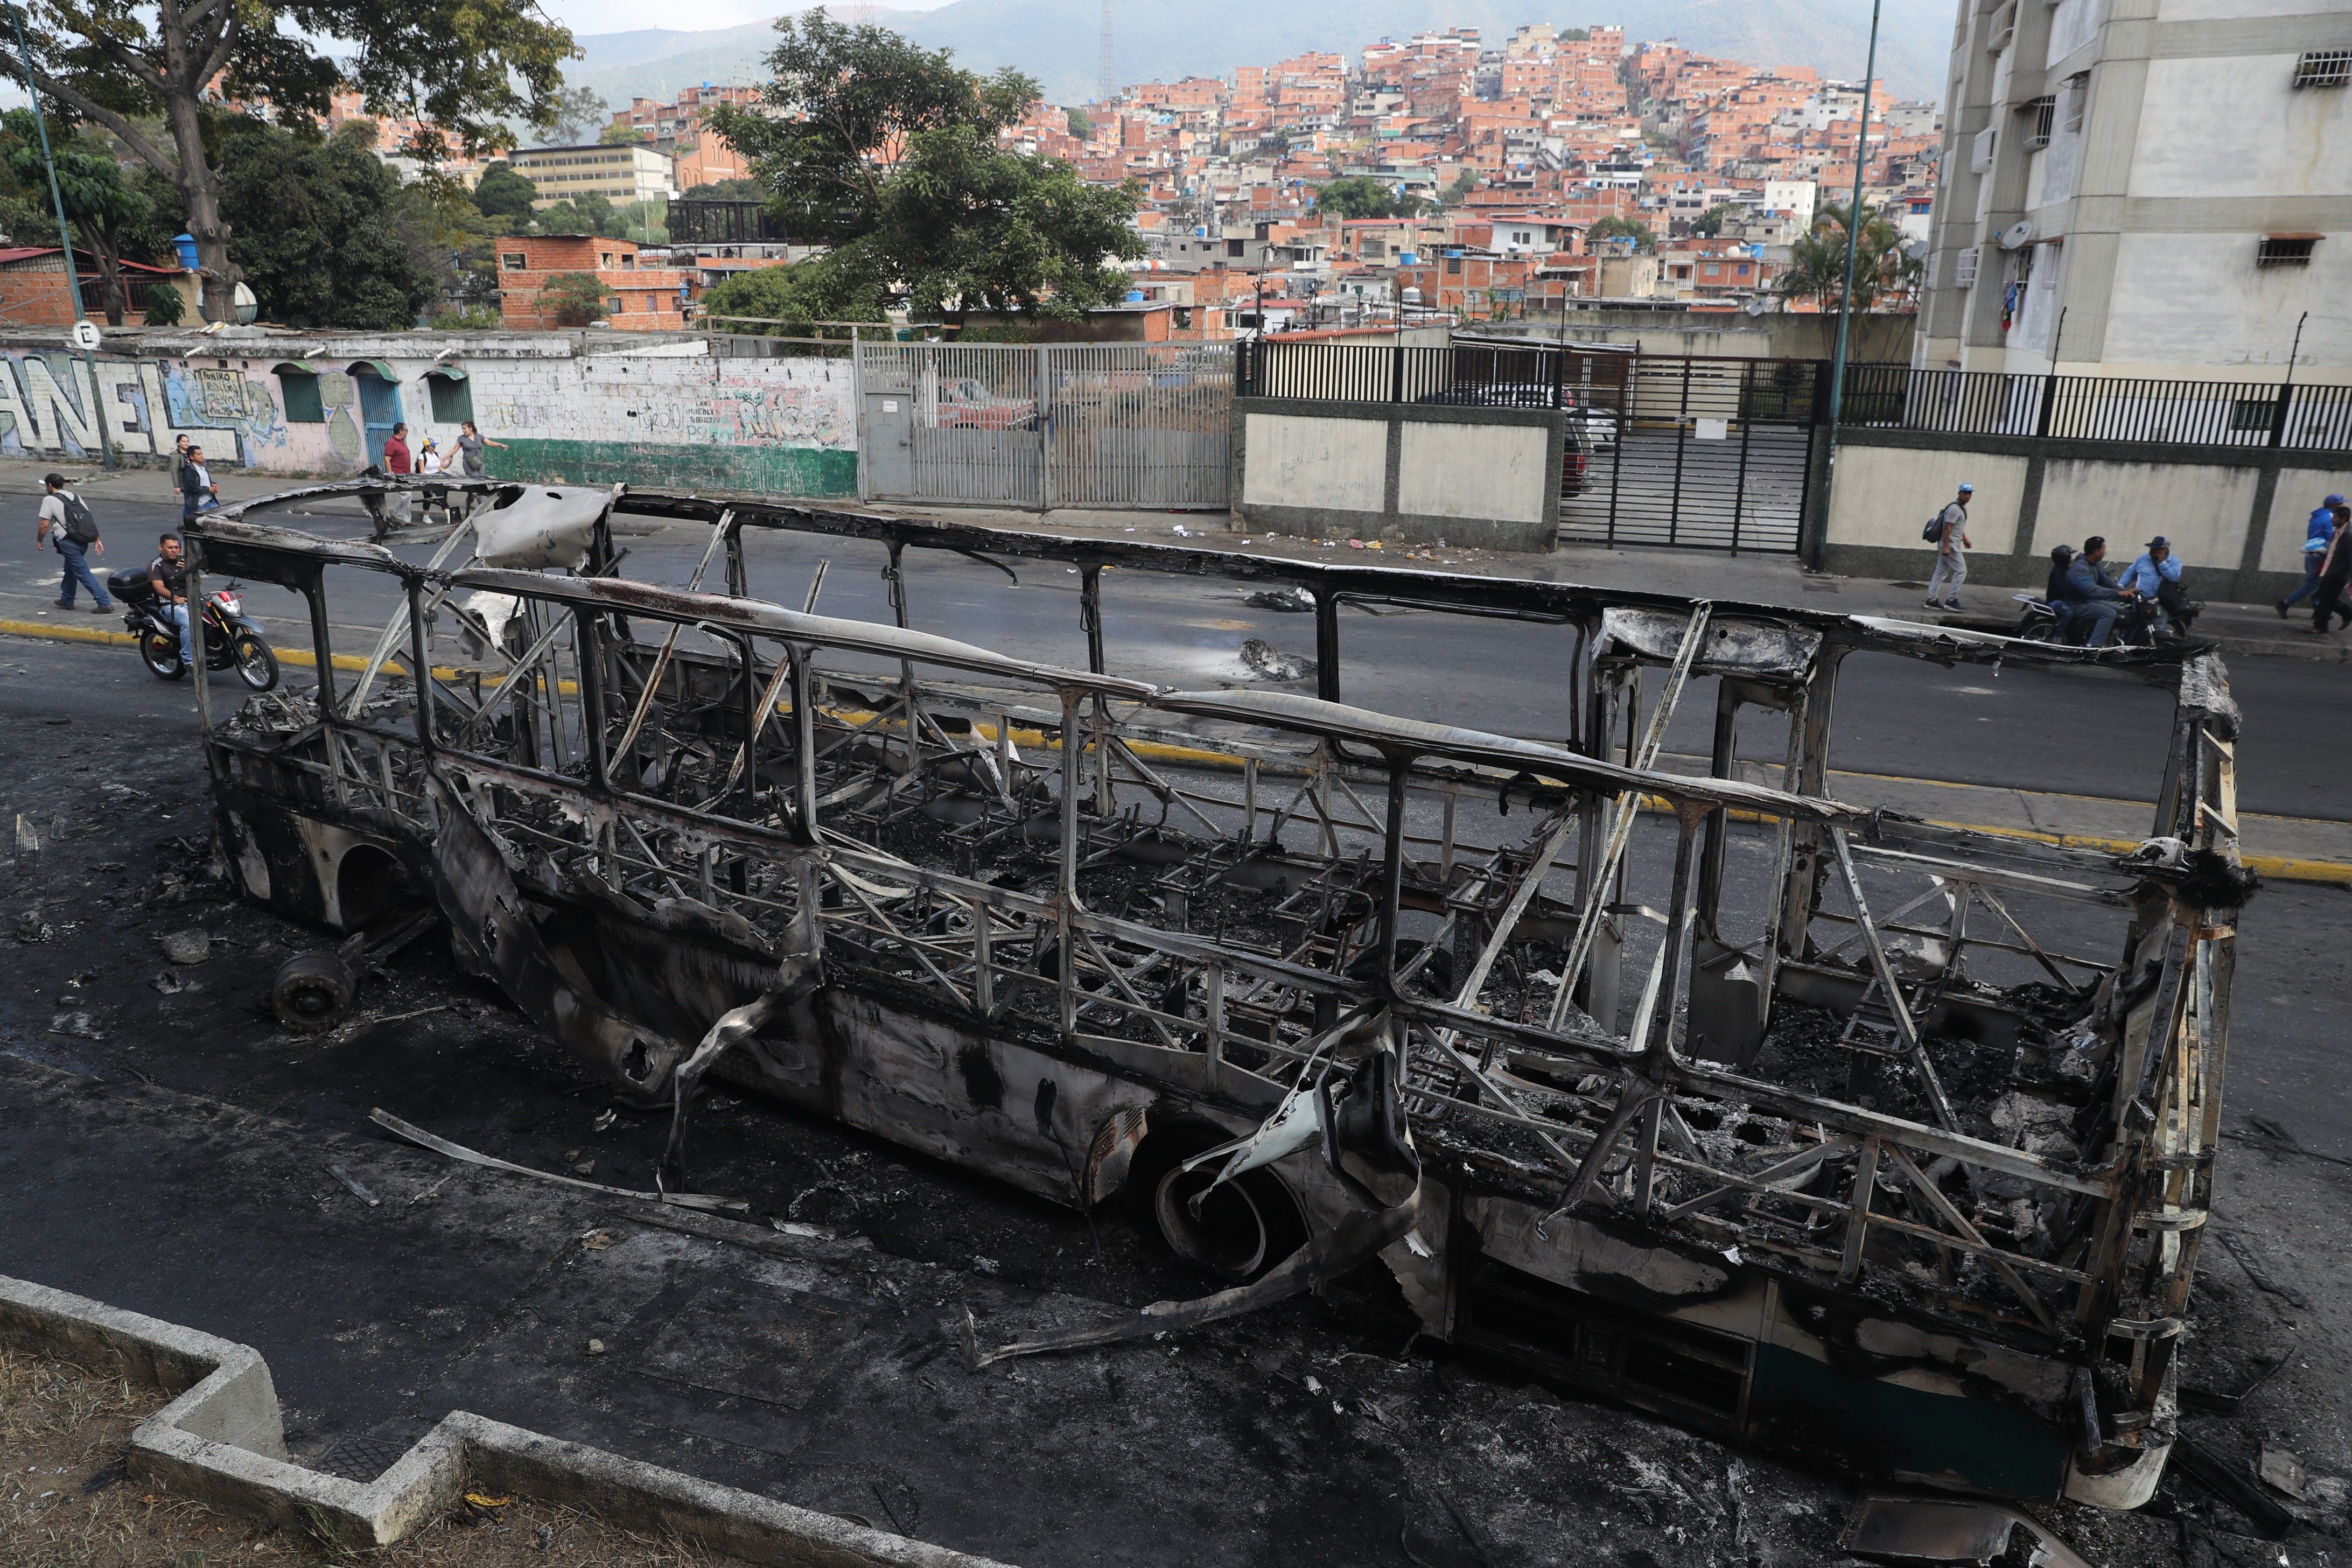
[507,144,680,209]
[1916,0,2351,377]
[495,235,691,331]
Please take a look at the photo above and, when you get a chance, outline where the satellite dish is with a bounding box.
[1742,296,1772,317]
[1901,239,1929,261]
[1997,219,2034,251]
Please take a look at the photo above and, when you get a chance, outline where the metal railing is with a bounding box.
[1843,364,2352,450]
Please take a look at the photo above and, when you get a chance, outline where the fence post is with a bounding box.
[2035,369,2059,438]
[2269,382,2294,449]
[1391,342,1405,404]
[1038,343,1052,513]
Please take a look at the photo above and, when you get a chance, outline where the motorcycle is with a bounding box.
[109,570,279,690]
[2010,591,2202,648]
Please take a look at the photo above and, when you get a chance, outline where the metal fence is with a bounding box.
[1238,340,1823,554]
[1842,365,2352,450]
[858,342,1233,511]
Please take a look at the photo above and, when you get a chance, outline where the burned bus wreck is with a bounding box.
[186,480,2245,1511]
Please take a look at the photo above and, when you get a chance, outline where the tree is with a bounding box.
[1314,176,1424,221]
[1439,169,1480,207]
[1,110,155,323]
[548,88,610,146]
[536,191,617,236]
[473,163,541,223]
[1776,202,1901,310]
[22,0,571,323]
[539,271,610,326]
[213,116,438,329]
[699,255,882,335]
[1585,216,1656,254]
[711,16,1140,320]
[1689,202,1742,238]
[1065,106,1090,141]
[599,122,651,145]
[685,176,767,204]
[141,280,184,324]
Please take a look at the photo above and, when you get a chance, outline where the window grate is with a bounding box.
[2292,50,2351,88]
[2256,236,2318,268]
[1955,247,1979,288]
[2024,95,2056,150]
[2064,72,2091,133]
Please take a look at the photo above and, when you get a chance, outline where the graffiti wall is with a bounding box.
[0,340,859,499]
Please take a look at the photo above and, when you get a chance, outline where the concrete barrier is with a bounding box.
[0,1272,1014,1566]
[1232,395,1563,551]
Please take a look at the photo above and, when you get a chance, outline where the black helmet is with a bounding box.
[2050,544,2075,563]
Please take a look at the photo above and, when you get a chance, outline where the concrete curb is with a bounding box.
[0,1272,1016,1566]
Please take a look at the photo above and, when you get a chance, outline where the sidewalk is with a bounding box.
[8,458,2342,662]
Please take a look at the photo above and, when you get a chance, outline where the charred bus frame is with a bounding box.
[186,480,2244,1508]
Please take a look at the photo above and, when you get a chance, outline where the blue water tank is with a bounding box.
[172,233,199,270]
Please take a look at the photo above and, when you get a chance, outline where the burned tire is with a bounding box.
[1131,1119,1308,1285]
[139,629,187,681]
[231,632,279,692]
[272,949,358,1032]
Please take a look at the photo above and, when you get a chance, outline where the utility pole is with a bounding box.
[8,1,115,470]
[1097,0,1116,106]
[1814,0,1880,566]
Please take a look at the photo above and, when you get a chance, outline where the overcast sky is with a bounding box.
[535,0,958,37]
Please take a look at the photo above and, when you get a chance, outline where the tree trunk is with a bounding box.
[89,228,127,326]
[153,0,241,325]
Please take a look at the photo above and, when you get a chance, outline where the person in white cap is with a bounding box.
[1926,482,1975,611]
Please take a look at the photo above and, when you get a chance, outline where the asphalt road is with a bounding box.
[37,492,2349,824]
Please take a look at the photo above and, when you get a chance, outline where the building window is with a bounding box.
[276,368,324,423]
[2256,235,2319,268]
[1955,247,1980,288]
[2292,50,2351,88]
[501,253,528,269]
[425,372,473,423]
[2024,95,2056,150]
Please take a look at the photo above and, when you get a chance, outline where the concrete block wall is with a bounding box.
[1233,396,1563,551]
[1818,428,2352,604]
[0,332,858,501]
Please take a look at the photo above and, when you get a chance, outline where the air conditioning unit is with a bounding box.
[1955,247,1980,288]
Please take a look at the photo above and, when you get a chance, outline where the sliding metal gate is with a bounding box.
[858,342,1233,511]
[1559,355,1824,552]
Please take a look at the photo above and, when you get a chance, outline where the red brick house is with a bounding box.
[494,235,691,331]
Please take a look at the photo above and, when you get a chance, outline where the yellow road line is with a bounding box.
[8,617,2346,885]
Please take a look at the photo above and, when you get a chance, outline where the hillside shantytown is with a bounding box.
[1,2,2349,1567]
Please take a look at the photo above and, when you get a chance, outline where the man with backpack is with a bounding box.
[34,472,112,613]
[1923,482,1974,611]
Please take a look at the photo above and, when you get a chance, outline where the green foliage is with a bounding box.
[711,16,1139,319]
[1,109,159,320]
[685,177,767,204]
[613,198,669,244]
[1584,216,1656,254]
[431,302,501,329]
[1776,201,1903,309]
[709,12,1039,246]
[1439,170,1479,207]
[599,122,652,145]
[25,0,575,320]
[1313,176,1425,221]
[956,321,1032,343]
[213,116,438,329]
[540,271,610,326]
[1689,203,1743,238]
[535,191,616,236]
[472,163,540,224]
[1064,107,1090,141]
[399,178,506,317]
[141,281,185,324]
[698,254,883,335]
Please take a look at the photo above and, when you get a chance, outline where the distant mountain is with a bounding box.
[571,0,1949,114]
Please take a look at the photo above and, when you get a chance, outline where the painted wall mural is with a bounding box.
[0,345,857,499]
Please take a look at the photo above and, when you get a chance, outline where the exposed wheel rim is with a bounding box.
[1153,1162,1269,1282]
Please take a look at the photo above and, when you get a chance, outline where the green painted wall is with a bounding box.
[496,438,858,499]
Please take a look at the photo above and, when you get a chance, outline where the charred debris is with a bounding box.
[186,479,2248,1512]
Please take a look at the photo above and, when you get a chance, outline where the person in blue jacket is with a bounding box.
[2061,536,2136,647]
[2279,492,2344,616]
[2119,535,2187,635]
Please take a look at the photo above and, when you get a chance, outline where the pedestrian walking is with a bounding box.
[2314,507,2352,636]
[2278,492,2344,617]
[35,472,113,613]
[1926,482,1974,610]
[453,419,506,521]
[383,421,414,528]
[179,444,219,520]
[417,436,455,526]
[170,433,192,487]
